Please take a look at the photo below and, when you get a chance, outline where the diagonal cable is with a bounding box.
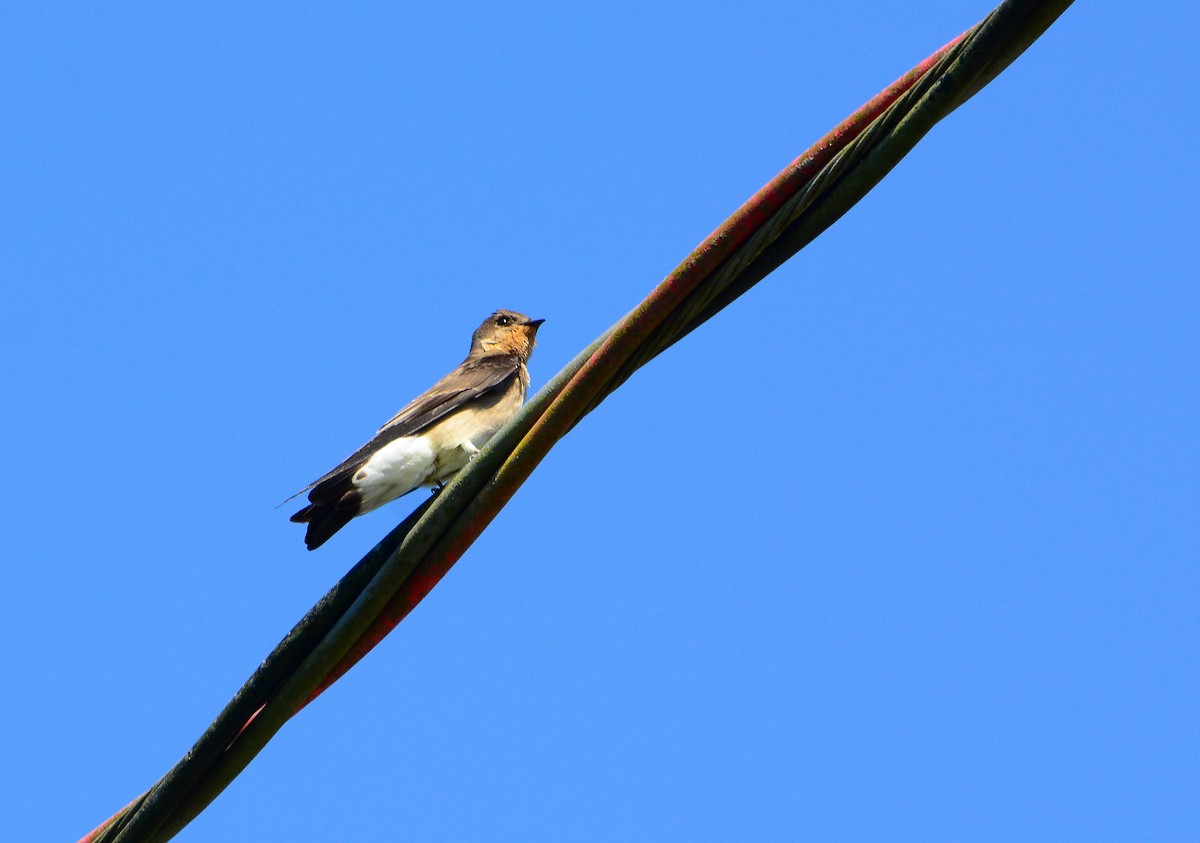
[82,2,1074,840]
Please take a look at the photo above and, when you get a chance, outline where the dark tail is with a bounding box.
[290,492,360,551]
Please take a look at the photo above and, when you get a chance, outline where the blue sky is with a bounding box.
[3,2,1198,840]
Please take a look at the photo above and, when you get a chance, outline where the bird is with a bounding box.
[290,309,544,550]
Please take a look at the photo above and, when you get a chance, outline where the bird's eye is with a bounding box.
[495,315,511,326]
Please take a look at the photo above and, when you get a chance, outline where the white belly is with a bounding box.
[422,380,525,483]
[353,373,526,509]
[351,436,438,514]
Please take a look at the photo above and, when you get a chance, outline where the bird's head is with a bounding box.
[470,309,545,360]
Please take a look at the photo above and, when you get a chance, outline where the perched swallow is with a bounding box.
[290,309,544,550]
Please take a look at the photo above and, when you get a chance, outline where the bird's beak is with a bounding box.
[525,318,546,329]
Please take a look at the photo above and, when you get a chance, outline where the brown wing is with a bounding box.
[375,353,521,437]
[294,353,522,502]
